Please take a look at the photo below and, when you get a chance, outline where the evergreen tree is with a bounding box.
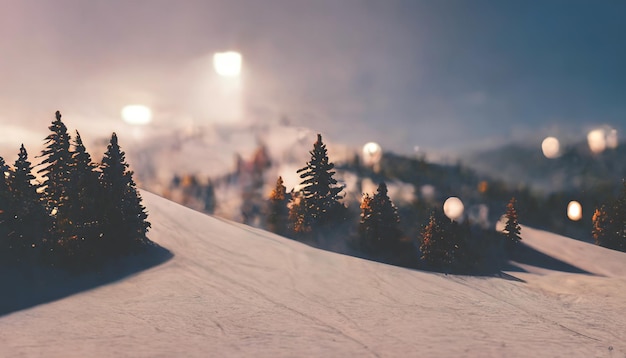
[38,111,72,213]
[503,197,521,246]
[267,176,291,236]
[291,134,345,235]
[288,190,310,235]
[5,145,50,265]
[359,182,402,254]
[65,131,102,261]
[0,156,11,262]
[592,206,608,247]
[420,211,453,270]
[99,133,151,256]
[592,183,626,251]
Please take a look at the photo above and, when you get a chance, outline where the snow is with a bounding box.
[1,191,625,357]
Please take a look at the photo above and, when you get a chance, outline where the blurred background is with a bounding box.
[2,0,626,239]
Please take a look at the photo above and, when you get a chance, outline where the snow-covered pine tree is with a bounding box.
[359,182,402,254]
[292,134,345,235]
[503,197,521,246]
[267,176,291,236]
[99,133,151,257]
[5,145,50,265]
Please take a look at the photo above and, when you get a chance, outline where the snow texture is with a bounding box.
[1,191,625,357]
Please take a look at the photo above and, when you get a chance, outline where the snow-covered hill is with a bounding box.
[1,191,625,357]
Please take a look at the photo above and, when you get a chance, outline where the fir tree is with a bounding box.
[37,111,72,215]
[592,183,626,251]
[288,190,310,235]
[65,131,102,261]
[5,145,50,265]
[0,156,10,262]
[592,206,607,247]
[420,211,452,269]
[291,134,345,235]
[267,176,291,236]
[503,197,521,246]
[359,182,402,254]
[99,133,151,256]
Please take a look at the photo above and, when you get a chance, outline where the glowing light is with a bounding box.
[121,105,152,125]
[587,129,606,154]
[421,185,435,200]
[213,51,242,77]
[541,136,560,159]
[362,142,382,166]
[443,197,464,221]
[567,201,582,221]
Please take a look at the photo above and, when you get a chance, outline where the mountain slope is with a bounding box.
[1,191,625,357]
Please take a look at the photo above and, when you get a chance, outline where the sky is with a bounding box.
[1,0,626,157]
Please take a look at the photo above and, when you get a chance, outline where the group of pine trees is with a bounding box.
[592,182,626,252]
[266,134,523,272]
[0,111,151,269]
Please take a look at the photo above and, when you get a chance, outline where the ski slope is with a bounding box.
[1,191,625,357]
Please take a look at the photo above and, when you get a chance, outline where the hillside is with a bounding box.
[1,191,625,357]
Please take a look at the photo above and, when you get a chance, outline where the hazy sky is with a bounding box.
[1,0,625,155]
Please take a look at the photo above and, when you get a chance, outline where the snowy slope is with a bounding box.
[1,192,625,357]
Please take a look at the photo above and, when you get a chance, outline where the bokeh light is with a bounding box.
[443,196,464,221]
[420,185,435,200]
[121,105,152,125]
[362,142,383,166]
[567,201,582,221]
[213,51,242,77]
[541,136,560,159]
[587,129,606,154]
[587,127,618,154]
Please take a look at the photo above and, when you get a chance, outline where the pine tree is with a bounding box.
[65,131,102,261]
[291,134,345,235]
[267,176,291,236]
[592,183,626,251]
[99,133,151,257]
[592,206,610,247]
[0,156,11,262]
[5,145,50,265]
[359,193,374,249]
[420,211,452,269]
[288,190,310,235]
[503,197,521,246]
[38,111,72,211]
[359,182,402,254]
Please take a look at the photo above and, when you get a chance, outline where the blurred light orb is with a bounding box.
[443,196,464,221]
[213,51,242,77]
[587,129,606,154]
[121,105,152,125]
[421,184,436,200]
[362,142,383,166]
[567,201,582,221]
[541,136,560,159]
